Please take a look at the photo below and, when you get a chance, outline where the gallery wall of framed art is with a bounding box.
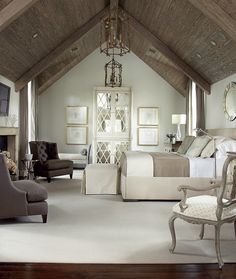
[137,107,159,146]
[66,106,88,145]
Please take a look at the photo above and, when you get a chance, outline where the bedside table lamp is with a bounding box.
[172,114,186,141]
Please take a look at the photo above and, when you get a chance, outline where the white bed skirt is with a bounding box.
[121,174,214,200]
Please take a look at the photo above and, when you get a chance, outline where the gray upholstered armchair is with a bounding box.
[0,154,48,223]
[29,141,73,183]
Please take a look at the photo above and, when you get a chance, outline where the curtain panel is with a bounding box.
[19,85,28,175]
[196,85,205,131]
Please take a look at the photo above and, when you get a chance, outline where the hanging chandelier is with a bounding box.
[100,8,130,56]
[105,55,122,87]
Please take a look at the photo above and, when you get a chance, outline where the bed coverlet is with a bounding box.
[121,151,189,177]
[149,152,189,177]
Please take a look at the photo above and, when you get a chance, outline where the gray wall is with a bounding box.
[38,49,186,153]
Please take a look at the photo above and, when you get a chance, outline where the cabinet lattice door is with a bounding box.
[93,87,131,164]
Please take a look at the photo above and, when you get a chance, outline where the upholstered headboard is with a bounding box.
[207,128,236,140]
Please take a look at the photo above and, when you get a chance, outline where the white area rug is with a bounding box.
[1,174,236,263]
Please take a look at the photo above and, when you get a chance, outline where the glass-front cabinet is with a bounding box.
[93,87,131,164]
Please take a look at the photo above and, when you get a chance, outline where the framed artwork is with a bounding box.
[138,107,159,126]
[66,126,87,145]
[66,106,88,125]
[137,127,159,146]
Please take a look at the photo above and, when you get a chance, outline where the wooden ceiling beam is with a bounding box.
[189,0,236,44]
[110,0,119,38]
[37,58,82,95]
[110,0,119,11]
[15,6,108,92]
[121,8,211,94]
[132,48,188,97]
[0,0,38,32]
[37,47,100,95]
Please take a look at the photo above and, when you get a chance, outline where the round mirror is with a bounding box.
[224,82,236,121]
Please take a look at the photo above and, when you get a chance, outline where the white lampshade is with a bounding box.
[172,114,186,125]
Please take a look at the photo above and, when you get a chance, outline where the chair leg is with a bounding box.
[47,177,51,183]
[70,173,73,179]
[199,224,205,240]
[42,214,47,223]
[215,224,224,269]
[169,215,177,253]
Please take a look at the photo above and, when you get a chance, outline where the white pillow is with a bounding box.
[216,139,236,158]
[201,136,226,158]
[186,136,211,157]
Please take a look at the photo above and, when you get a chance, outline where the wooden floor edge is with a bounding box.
[0,262,236,279]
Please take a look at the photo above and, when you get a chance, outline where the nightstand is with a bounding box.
[171,141,182,152]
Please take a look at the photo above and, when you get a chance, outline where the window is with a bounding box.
[191,81,197,136]
[28,81,32,143]
[188,81,205,136]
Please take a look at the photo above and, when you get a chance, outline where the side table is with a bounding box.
[171,141,182,152]
[21,159,38,180]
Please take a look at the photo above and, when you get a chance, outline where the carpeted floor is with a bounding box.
[0,174,236,264]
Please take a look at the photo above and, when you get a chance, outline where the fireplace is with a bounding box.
[0,135,7,152]
[0,127,19,162]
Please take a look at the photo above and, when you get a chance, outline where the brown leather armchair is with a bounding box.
[29,141,73,183]
[0,154,48,223]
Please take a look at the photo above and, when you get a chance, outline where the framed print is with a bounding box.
[138,127,159,146]
[138,107,159,126]
[66,126,87,145]
[66,106,88,125]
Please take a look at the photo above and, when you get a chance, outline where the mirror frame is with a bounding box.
[223,82,236,121]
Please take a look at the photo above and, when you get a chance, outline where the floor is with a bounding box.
[1,176,236,264]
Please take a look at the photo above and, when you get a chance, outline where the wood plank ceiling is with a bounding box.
[0,0,236,96]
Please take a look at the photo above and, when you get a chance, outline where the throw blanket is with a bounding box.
[120,151,189,177]
[149,152,189,177]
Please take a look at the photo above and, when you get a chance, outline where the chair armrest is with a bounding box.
[223,198,236,208]
[178,183,221,193]
[178,181,221,212]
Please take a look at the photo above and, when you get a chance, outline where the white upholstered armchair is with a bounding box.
[169,154,236,269]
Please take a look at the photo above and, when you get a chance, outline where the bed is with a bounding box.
[120,128,236,200]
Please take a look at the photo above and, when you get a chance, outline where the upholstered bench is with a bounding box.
[82,164,119,194]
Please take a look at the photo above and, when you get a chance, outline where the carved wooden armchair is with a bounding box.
[169,154,236,269]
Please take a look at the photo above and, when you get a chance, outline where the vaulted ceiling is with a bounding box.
[0,0,236,96]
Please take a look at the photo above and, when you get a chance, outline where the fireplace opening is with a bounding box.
[0,135,8,152]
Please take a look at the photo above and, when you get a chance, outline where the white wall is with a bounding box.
[206,73,236,129]
[0,75,19,127]
[39,48,185,153]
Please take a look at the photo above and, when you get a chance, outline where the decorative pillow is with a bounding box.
[201,136,226,158]
[177,136,195,154]
[37,142,48,163]
[47,142,59,159]
[216,139,236,158]
[186,136,211,157]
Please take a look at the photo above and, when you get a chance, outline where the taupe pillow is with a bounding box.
[177,136,196,154]
[186,136,211,157]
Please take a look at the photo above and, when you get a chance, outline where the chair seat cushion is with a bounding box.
[173,195,236,221]
[13,180,48,202]
[43,159,73,170]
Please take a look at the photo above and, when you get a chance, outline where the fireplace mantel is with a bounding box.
[0,126,19,135]
[0,126,19,162]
